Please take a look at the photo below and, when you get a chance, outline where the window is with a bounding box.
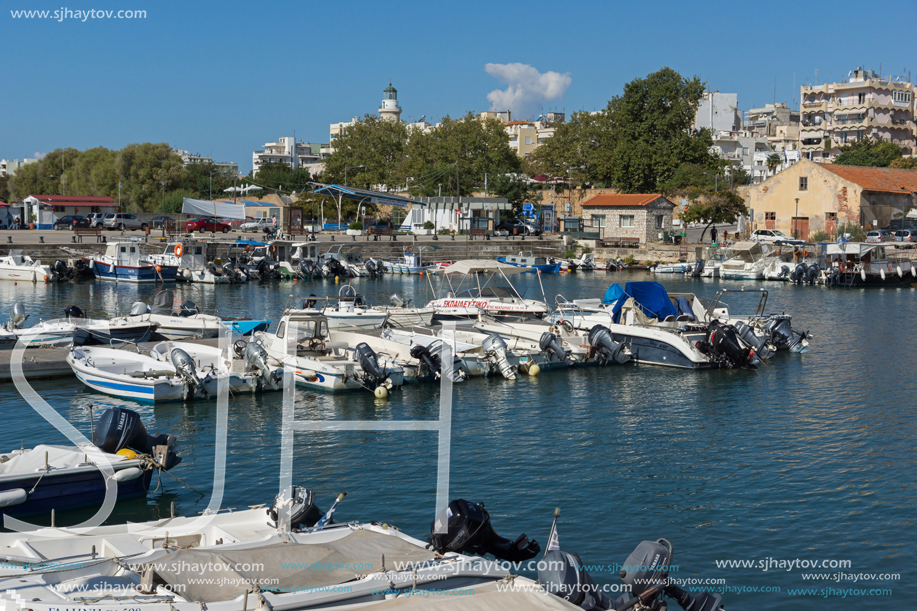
[620,215,634,228]
[655,215,664,229]
[591,215,606,228]
[276,322,285,339]
[822,151,830,158]
[858,93,866,104]
[524,136,532,145]
[765,212,776,221]
[799,176,808,191]
[826,212,837,221]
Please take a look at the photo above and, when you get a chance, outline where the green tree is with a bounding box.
[660,162,716,192]
[489,172,539,212]
[889,156,917,169]
[833,138,902,167]
[253,161,313,194]
[765,153,782,176]
[679,189,748,242]
[322,115,409,191]
[601,67,714,192]
[529,110,605,177]
[117,143,186,211]
[0,176,9,202]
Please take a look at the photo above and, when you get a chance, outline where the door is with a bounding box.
[792,217,809,241]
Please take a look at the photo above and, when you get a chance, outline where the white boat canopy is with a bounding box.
[827,243,878,256]
[182,197,246,219]
[441,259,529,275]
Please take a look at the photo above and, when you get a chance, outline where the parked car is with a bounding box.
[103,213,147,231]
[894,228,917,243]
[87,213,109,228]
[750,229,803,243]
[53,215,90,229]
[185,217,231,233]
[496,218,540,235]
[865,229,895,243]
[240,217,274,232]
[152,215,174,229]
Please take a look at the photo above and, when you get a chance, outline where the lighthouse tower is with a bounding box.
[379,83,402,122]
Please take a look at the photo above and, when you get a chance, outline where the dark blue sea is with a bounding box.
[0,270,913,610]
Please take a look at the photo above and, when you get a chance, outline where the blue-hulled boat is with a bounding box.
[495,251,561,273]
[83,241,178,283]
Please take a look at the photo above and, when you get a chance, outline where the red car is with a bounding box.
[185,217,231,233]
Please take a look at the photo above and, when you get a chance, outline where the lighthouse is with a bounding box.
[379,83,402,122]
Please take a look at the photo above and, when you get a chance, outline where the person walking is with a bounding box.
[12,216,20,230]
[710,226,718,244]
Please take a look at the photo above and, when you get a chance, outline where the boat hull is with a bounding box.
[0,467,151,518]
[0,267,52,282]
[83,258,179,283]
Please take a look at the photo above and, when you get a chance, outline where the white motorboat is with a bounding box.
[321,243,370,277]
[376,293,435,327]
[651,262,691,274]
[0,250,56,282]
[68,338,284,402]
[147,242,247,284]
[720,240,773,280]
[121,290,222,340]
[0,408,180,520]
[291,287,389,329]
[496,251,561,273]
[256,312,402,396]
[426,259,549,320]
[383,245,436,274]
[6,303,157,348]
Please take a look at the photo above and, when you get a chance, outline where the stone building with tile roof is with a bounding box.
[581,194,675,244]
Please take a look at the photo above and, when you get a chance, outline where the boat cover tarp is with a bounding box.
[440,259,528,275]
[610,282,678,323]
[182,198,246,220]
[0,445,129,475]
[364,578,583,610]
[602,284,624,304]
[145,529,436,602]
[672,296,695,320]
[152,290,174,316]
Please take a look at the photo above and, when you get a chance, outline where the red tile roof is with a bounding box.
[505,121,534,126]
[820,165,917,194]
[582,194,671,207]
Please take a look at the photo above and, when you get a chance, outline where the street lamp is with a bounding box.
[794,197,799,239]
[344,165,364,187]
[209,171,218,201]
[161,180,167,238]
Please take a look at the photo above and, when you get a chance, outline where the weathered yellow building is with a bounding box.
[744,159,917,239]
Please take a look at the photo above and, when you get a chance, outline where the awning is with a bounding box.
[311,183,417,208]
[440,259,529,275]
[182,198,246,219]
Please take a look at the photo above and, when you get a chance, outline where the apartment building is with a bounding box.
[252,137,325,174]
[799,67,916,162]
[0,158,37,177]
[174,150,239,175]
[484,111,564,158]
[744,102,800,153]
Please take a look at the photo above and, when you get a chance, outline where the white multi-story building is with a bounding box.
[252,137,325,174]
[0,158,38,177]
[174,150,239,175]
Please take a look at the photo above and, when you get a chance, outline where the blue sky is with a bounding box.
[4,0,916,174]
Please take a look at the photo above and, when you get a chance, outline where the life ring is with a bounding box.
[174,244,183,257]
[269,245,276,254]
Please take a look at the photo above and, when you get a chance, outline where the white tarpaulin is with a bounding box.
[182,198,246,219]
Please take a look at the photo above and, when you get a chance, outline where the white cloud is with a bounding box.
[485,63,572,116]
[34,151,46,159]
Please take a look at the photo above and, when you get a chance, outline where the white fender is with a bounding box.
[860,268,866,282]
[112,467,143,482]
[897,265,903,278]
[912,266,916,278]
[88,258,95,269]
[0,488,28,508]
[880,268,885,281]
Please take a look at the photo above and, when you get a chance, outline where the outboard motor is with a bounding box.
[8,303,28,330]
[179,300,200,317]
[805,262,820,284]
[244,340,283,390]
[733,320,775,360]
[170,348,208,399]
[64,305,84,319]
[267,485,325,531]
[207,261,221,277]
[298,258,318,279]
[790,262,807,283]
[92,407,181,470]
[481,334,517,380]
[618,539,723,611]
[302,294,319,309]
[73,258,92,277]
[764,315,809,353]
[588,325,629,365]
[324,258,348,278]
[52,259,72,280]
[691,259,705,277]
[152,290,174,316]
[827,266,841,286]
[539,550,616,610]
[428,499,540,562]
[354,342,392,398]
[696,321,756,369]
[364,259,380,277]
[390,293,406,308]
[129,301,150,316]
[410,344,442,379]
[539,331,568,363]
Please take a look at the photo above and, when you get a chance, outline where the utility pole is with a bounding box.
[160,180,166,238]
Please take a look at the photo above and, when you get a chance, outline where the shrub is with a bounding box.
[837,222,866,242]
[423,220,435,230]
[348,221,363,230]
[437,228,450,235]
[564,249,577,259]
[808,230,831,243]
[623,255,636,265]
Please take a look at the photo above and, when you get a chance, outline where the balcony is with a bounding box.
[802,101,828,112]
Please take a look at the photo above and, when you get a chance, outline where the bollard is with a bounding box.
[6,236,11,243]
[71,235,77,243]
[39,236,45,243]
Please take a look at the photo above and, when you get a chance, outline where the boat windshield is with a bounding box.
[289,318,328,341]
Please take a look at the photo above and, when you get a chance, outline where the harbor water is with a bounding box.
[0,272,914,610]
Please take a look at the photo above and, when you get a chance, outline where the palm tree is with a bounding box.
[765,153,782,177]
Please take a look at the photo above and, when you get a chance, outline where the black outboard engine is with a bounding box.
[764,315,808,352]
[539,331,568,363]
[324,258,347,278]
[696,321,756,369]
[179,301,200,317]
[73,258,92,277]
[64,305,84,319]
[410,344,442,379]
[732,320,775,360]
[691,259,705,277]
[364,259,381,277]
[207,261,221,277]
[302,294,319,309]
[152,290,174,315]
[539,550,616,610]
[827,266,841,286]
[428,499,540,562]
[299,259,318,279]
[92,407,181,470]
[805,262,820,284]
[267,485,324,531]
[53,259,72,280]
[619,539,723,611]
[790,262,807,283]
[354,342,389,393]
[588,325,629,365]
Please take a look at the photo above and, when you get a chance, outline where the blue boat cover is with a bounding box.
[221,320,270,335]
[673,296,695,320]
[602,284,625,304]
[611,282,678,323]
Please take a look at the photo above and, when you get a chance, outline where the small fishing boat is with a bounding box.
[720,240,773,280]
[293,287,389,329]
[83,241,179,283]
[68,338,284,402]
[426,259,550,320]
[255,312,402,396]
[322,243,371,277]
[496,251,561,273]
[374,294,435,327]
[819,242,917,287]
[383,245,436,274]
[0,407,180,518]
[122,290,269,340]
[0,250,56,282]
[6,303,157,348]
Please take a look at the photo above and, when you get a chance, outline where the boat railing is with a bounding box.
[706,288,768,321]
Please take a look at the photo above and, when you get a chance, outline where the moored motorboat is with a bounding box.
[0,250,56,282]
[496,251,561,273]
[426,259,549,320]
[6,303,157,348]
[83,241,179,283]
